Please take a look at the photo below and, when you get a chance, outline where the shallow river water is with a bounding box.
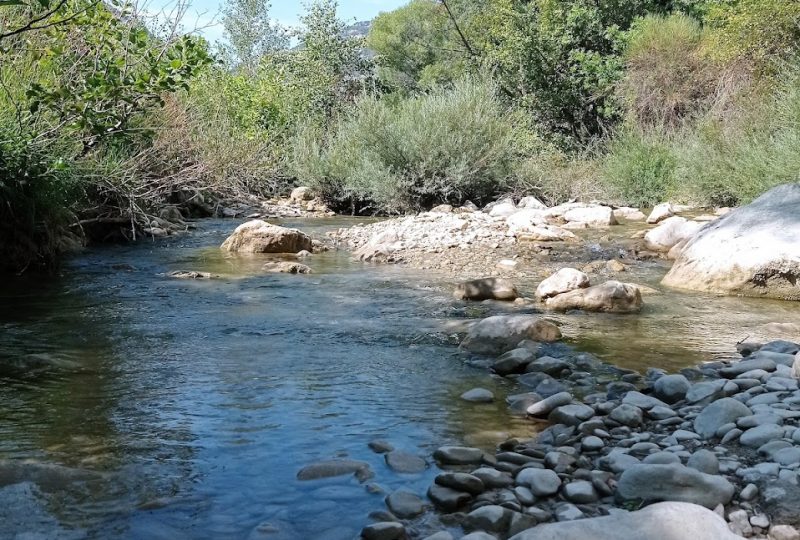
[0,217,798,539]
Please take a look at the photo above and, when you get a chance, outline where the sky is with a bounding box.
[154,0,408,44]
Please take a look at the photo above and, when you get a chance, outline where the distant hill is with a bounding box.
[343,20,371,40]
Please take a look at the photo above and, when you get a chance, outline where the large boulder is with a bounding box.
[616,463,734,509]
[454,278,519,301]
[545,281,643,313]
[644,216,703,253]
[461,315,562,355]
[508,501,742,540]
[221,220,313,254]
[662,184,800,300]
[563,206,617,227]
[535,268,590,300]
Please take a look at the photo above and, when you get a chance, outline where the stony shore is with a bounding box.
[326,199,712,283]
[353,327,800,540]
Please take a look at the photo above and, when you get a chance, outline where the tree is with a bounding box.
[278,0,367,125]
[367,0,468,92]
[221,0,287,72]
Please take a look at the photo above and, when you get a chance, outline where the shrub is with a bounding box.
[621,13,722,131]
[672,65,800,206]
[602,130,677,207]
[291,78,519,213]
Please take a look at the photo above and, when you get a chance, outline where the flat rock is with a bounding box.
[433,446,484,465]
[385,490,425,518]
[461,388,495,403]
[454,277,519,301]
[361,522,405,540]
[296,459,372,481]
[427,484,472,512]
[616,463,734,508]
[508,501,741,540]
[435,473,485,495]
[739,424,785,447]
[385,451,427,474]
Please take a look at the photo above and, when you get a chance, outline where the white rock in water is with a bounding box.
[614,207,646,221]
[461,315,562,354]
[644,216,703,252]
[536,268,590,299]
[647,203,674,224]
[545,281,643,313]
[563,206,617,227]
[508,501,741,540]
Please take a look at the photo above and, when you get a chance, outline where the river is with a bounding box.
[0,217,798,539]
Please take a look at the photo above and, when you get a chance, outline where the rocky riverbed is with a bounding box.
[348,325,800,540]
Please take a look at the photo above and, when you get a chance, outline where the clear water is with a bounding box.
[0,217,797,539]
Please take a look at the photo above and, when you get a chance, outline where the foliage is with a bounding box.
[279,0,369,126]
[221,0,288,73]
[0,0,211,270]
[621,13,722,131]
[367,0,467,92]
[602,129,677,207]
[702,0,800,69]
[292,78,519,213]
[671,64,800,206]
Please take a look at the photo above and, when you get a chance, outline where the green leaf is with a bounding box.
[0,0,26,6]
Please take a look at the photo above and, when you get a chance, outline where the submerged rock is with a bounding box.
[545,281,643,313]
[296,460,372,482]
[221,220,313,254]
[663,183,800,300]
[508,501,741,540]
[262,262,312,274]
[454,277,519,301]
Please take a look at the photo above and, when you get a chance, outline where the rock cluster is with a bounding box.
[330,199,637,273]
[362,338,800,540]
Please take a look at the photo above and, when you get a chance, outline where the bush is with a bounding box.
[602,130,676,207]
[621,13,722,131]
[672,66,800,206]
[292,78,520,213]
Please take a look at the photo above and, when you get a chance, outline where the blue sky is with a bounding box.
[165,0,408,44]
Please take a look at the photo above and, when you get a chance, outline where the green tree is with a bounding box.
[367,0,467,92]
[278,0,367,125]
[221,0,287,73]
